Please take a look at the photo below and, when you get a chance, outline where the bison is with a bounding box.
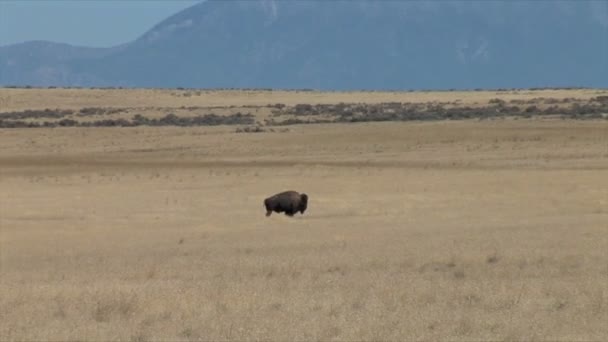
[264,190,308,217]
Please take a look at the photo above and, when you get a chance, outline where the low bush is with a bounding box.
[235,125,266,133]
[0,112,254,128]
[0,109,74,120]
[266,99,608,125]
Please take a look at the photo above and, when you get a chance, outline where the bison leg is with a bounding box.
[264,200,273,217]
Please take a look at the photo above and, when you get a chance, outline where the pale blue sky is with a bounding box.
[0,0,201,47]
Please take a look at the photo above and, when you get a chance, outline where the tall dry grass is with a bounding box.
[1,96,607,341]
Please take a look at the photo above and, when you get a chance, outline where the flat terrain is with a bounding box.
[1,89,607,341]
[2,87,605,111]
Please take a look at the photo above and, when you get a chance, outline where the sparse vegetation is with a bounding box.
[0,112,255,128]
[2,88,607,129]
[265,99,608,125]
[0,108,74,120]
[78,107,124,116]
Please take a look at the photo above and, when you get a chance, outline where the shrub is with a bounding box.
[294,104,315,115]
[58,119,78,127]
[132,114,150,125]
[79,107,106,116]
[592,96,608,103]
[235,125,266,133]
[525,105,539,113]
[489,98,506,105]
[149,113,255,127]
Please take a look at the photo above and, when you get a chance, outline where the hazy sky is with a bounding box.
[0,0,201,47]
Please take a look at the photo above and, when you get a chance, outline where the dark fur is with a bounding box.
[264,191,308,217]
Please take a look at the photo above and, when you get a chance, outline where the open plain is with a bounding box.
[1,88,607,341]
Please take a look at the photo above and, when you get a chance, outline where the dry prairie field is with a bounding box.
[1,88,607,341]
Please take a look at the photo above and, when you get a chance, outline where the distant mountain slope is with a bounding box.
[1,0,607,90]
[0,41,127,87]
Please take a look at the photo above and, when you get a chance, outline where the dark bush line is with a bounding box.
[0,120,39,128]
[78,107,127,116]
[265,118,336,126]
[508,97,580,105]
[2,100,606,129]
[0,113,254,129]
[592,96,608,103]
[0,107,128,120]
[278,101,462,117]
[267,101,608,124]
[145,113,254,126]
[0,108,74,120]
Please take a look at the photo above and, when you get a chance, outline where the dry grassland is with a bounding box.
[2,87,604,112]
[1,88,607,341]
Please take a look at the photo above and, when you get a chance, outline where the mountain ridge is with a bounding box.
[1,0,606,90]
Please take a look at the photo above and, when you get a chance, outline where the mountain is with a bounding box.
[0,40,127,87]
[1,0,607,90]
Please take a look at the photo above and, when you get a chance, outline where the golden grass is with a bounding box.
[1,87,607,112]
[1,89,607,341]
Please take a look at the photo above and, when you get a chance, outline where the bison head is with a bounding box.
[299,193,308,214]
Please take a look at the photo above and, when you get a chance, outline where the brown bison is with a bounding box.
[264,190,308,217]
